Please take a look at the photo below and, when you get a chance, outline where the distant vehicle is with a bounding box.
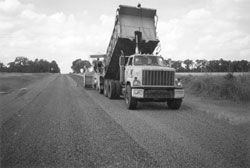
[91,5,184,109]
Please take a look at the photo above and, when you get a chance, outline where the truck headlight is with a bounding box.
[175,78,182,87]
[133,77,141,86]
[133,80,140,86]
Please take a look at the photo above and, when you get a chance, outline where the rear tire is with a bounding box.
[104,80,108,97]
[108,80,116,99]
[167,99,182,109]
[125,85,137,109]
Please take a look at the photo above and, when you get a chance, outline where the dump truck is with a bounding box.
[91,5,184,109]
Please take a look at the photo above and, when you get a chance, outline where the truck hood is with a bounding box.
[136,66,175,71]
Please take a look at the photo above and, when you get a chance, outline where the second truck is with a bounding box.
[91,5,184,109]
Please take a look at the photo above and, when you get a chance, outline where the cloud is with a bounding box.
[0,0,115,73]
[185,8,212,20]
[0,0,249,73]
[0,0,21,13]
[0,0,33,15]
[158,0,250,61]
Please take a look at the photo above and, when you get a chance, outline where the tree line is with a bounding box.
[168,59,250,72]
[70,58,250,73]
[0,57,60,73]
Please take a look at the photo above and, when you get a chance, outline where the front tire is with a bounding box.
[125,85,137,110]
[167,99,182,109]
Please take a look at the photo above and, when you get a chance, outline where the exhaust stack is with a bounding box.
[135,31,142,54]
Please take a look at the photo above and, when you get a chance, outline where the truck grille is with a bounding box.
[142,70,175,86]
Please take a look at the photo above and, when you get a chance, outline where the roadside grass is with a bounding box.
[181,73,250,102]
[0,73,48,94]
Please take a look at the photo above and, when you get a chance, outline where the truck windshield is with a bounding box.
[134,56,165,66]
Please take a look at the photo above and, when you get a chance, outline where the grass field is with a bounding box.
[0,73,49,94]
[180,73,250,102]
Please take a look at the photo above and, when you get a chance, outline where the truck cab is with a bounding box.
[121,54,184,109]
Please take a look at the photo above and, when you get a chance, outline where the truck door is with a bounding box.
[125,57,133,82]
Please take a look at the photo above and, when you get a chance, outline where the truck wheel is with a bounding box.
[167,99,182,109]
[108,80,116,99]
[104,80,108,97]
[125,85,137,109]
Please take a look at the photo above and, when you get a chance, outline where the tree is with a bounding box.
[14,57,29,65]
[71,59,81,73]
[7,61,17,72]
[5,57,60,73]
[0,62,7,72]
[79,60,91,72]
[194,59,208,72]
[232,60,249,72]
[11,56,30,72]
[37,59,50,72]
[71,59,91,73]
[50,60,60,73]
[27,60,35,72]
[171,60,185,72]
[218,59,231,72]
[183,59,193,72]
[206,60,219,72]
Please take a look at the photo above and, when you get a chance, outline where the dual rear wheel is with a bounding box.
[104,80,120,99]
[104,80,136,109]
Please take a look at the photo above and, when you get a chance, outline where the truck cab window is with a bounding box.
[128,58,133,65]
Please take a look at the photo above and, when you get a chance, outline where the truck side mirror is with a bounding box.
[119,56,125,66]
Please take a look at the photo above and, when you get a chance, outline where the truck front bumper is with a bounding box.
[132,88,184,99]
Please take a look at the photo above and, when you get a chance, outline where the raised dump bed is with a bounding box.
[104,5,159,80]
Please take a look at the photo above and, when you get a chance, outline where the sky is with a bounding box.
[0,0,250,73]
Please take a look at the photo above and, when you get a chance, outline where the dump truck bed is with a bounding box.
[105,5,159,80]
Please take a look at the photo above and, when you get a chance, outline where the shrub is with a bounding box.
[181,73,250,102]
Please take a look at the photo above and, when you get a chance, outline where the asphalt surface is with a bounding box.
[1,74,250,168]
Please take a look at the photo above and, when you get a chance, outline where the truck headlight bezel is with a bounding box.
[133,77,141,86]
[175,78,183,87]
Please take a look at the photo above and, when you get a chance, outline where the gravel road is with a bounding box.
[1,74,249,168]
